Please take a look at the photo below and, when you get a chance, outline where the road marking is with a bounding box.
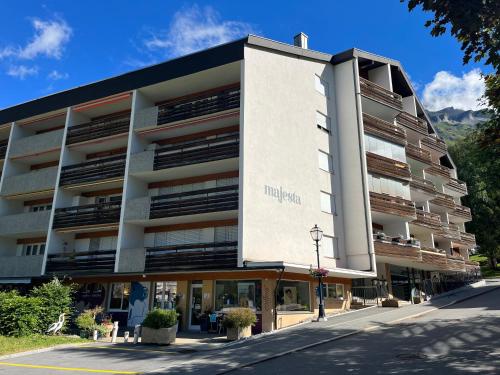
[0,362,139,374]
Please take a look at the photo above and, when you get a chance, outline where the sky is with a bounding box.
[0,0,492,112]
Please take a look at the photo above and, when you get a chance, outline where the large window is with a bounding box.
[326,283,345,299]
[215,280,262,311]
[109,282,130,311]
[153,281,177,309]
[367,174,410,200]
[364,134,405,162]
[277,281,310,311]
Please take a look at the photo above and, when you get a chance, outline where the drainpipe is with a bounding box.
[274,267,285,330]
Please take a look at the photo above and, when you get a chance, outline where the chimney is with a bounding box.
[293,32,308,49]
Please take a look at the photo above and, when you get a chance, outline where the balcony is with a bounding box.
[0,255,44,278]
[150,185,239,219]
[396,112,428,136]
[412,209,442,230]
[410,176,437,197]
[445,178,468,196]
[59,154,126,186]
[362,113,406,146]
[420,248,448,269]
[9,129,63,159]
[369,192,416,219]
[53,201,121,229]
[373,237,421,261]
[450,204,472,222]
[0,139,7,159]
[446,255,466,272]
[406,144,432,165]
[1,167,58,197]
[154,132,239,171]
[459,231,476,247]
[430,192,456,210]
[45,250,116,275]
[0,211,50,237]
[426,162,452,180]
[421,134,447,154]
[145,241,238,272]
[439,222,461,241]
[66,112,130,145]
[359,77,403,110]
[465,260,480,271]
[366,152,411,181]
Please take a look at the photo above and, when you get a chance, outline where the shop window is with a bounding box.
[326,283,345,299]
[109,282,130,311]
[153,281,177,309]
[277,281,310,311]
[215,280,262,311]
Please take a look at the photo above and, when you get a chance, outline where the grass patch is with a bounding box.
[0,335,86,356]
[470,254,500,279]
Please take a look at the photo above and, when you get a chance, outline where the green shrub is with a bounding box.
[30,278,75,332]
[142,309,177,329]
[75,307,110,337]
[0,292,43,336]
[222,308,257,329]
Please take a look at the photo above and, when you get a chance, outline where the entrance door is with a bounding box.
[189,284,203,331]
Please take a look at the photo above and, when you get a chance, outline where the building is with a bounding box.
[0,34,478,332]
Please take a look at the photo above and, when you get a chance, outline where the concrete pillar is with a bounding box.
[261,278,276,332]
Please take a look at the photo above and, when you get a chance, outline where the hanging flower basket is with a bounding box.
[309,267,329,278]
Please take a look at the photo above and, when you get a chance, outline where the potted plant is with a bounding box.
[222,308,257,340]
[141,309,178,345]
[101,315,114,338]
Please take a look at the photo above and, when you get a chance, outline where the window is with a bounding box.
[153,281,177,309]
[318,150,333,173]
[109,282,130,311]
[367,174,410,200]
[320,191,335,214]
[29,204,52,212]
[316,111,330,132]
[24,243,45,256]
[277,281,310,311]
[315,75,329,96]
[323,235,339,258]
[364,134,406,162]
[326,283,345,299]
[215,280,262,311]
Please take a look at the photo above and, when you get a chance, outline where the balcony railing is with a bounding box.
[359,77,403,110]
[45,250,116,275]
[66,113,130,145]
[0,139,8,159]
[421,134,447,154]
[410,175,437,196]
[413,209,442,230]
[445,178,468,196]
[154,132,239,170]
[420,248,448,268]
[431,192,456,210]
[440,222,461,240]
[145,241,238,272]
[446,255,466,271]
[363,113,406,145]
[406,144,432,165]
[373,238,421,260]
[53,201,121,229]
[426,162,451,180]
[459,231,476,247]
[451,204,472,221]
[157,85,240,126]
[396,112,428,136]
[59,154,126,186]
[366,152,411,181]
[150,185,238,219]
[369,192,416,219]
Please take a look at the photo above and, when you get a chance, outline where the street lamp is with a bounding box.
[310,224,327,321]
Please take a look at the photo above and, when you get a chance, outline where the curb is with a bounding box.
[0,342,90,361]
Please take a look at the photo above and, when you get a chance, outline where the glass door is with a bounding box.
[189,284,203,330]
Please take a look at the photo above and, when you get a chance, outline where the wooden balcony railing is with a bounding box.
[366,152,411,181]
[363,113,406,145]
[0,139,7,159]
[154,132,239,170]
[445,178,468,196]
[446,255,466,271]
[451,204,472,221]
[396,112,428,136]
[465,259,480,268]
[426,162,451,180]
[359,77,403,110]
[406,143,432,165]
[421,134,447,154]
[413,209,442,230]
[373,238,421,260]
[410,175,437,196]
[420,249,448,268]
[459,231,476,247]
[59,154,126,186]
[369,192,416,219]
[431,192,456,210]
[53,201,121,229]
[145,241,238,272]
[66,112,130,145]
[439,222,461,240]
[157,85,240,126]
[45,250,116,275]
[150,185,239,219]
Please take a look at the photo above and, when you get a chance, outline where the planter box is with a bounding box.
[381,299,401,308]
[141,323,178,345]
[226,326,252,341]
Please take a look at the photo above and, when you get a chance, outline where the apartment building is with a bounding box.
[0,34,478,331]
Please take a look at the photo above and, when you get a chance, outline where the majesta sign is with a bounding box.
[264,185,301,205]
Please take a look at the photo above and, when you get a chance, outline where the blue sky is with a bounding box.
[0,0,490,111]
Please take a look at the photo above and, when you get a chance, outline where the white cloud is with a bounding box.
[7,65,38,79]
[143,5,256,58]
[47,69,68,80]
[422,69,486,111]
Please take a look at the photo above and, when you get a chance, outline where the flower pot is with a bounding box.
[141,323,178,345]
[103,323,114,338]
[226,326,252,341]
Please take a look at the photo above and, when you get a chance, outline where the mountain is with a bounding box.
[426,107,489,144]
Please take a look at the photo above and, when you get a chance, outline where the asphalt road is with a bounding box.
[0,280,498,375]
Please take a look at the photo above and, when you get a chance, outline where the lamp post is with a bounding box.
[310,224,326,321]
